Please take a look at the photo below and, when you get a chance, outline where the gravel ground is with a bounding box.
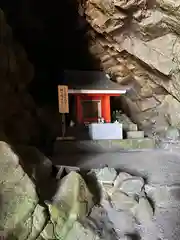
[52,149,180,239]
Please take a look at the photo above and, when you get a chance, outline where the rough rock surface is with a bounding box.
[1,141,154,240]
[0,9,37,144]
[89,167,155,238]
[0,8,59,149]
[0,141,97,240]
[79,0,180,136]
[3,142,180,239]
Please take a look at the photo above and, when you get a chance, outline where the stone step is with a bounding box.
[128,124,138,131]
[117,138,155,150]
[127,131,144,139]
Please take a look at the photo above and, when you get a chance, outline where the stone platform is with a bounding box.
[63,123,123,141]
[53,138,155,155]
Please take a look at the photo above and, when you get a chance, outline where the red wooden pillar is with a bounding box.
[102,95,111,122]
[76,95,82,123]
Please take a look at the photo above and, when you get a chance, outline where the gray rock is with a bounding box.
[90,167,117,184]
[50,171,93,220]
[119,237,132,240]
[87,205,118,240]
[145,184,180,208]
[114,172,132,188]
[65,221,100,240]
[132,197,154,225]
[110,190,138,211]
[165,127,180,140]
[0,141,45,238]
[101,183,114,201]
[101,199,136,237]
[119,177,145,196]
[15,145,53,180]
[15,145,57,202]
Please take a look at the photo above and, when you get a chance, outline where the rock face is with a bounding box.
[80,0,180,136]
[0,8,60,148]
[0,8,38,145]
[2,143,180,240]
[0,141,96,240]
[90,167,155,239]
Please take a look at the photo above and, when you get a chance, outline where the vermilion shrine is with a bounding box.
[54,70,153,152]
[63,70,128,124]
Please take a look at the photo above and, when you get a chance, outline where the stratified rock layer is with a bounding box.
[80,0,180,136]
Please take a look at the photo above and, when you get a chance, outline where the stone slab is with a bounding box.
[53,138,155,155]
[116,138,155,149]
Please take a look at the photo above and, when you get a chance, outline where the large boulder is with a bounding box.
[0,141,40,238]
[0,141,98,240]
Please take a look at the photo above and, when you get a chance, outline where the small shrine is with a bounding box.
[64,70,128,124]
[57,70,131,141]
[54,70,155,153]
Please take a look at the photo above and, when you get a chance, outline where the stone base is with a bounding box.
[62,123,122,141]
[53,138,155,155]
[89,123,123,140]
[115,138,155,150]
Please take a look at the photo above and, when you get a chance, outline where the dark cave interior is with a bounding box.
[0,0,100,107]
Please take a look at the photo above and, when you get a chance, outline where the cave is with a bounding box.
[1,2,180,239]
[0,0,100,106]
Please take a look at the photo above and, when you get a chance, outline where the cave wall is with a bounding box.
[81,0,180,136]
[0,8,63,153]
[0,0,100,106]
[0,9,39,144]
[0,0,100,150]
[1,0,180,144]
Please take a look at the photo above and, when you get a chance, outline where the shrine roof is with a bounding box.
[64,70,130,94]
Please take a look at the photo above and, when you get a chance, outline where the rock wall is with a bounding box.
[0,9,59,148]
[80,0,180,136]
[0,9,37,144]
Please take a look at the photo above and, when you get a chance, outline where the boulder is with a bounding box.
[101,200,136,236]
[145,184,180,208]
[0,141,41,237]
[118,177,145,196]
[0,141,100,239]
[110,190,138,211]
[132,197,154,224]
[90,167,117,184]
[48,171,94,239]
[165,127,180,140]
[114,172,132,188]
